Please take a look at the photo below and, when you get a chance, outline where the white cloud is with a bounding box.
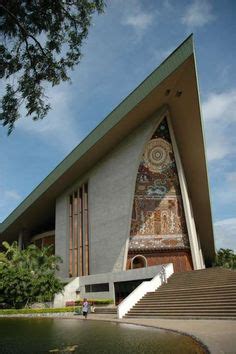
[16,84,80,153]
[203,90,236,122]
[202,89,236,161]
[0,188,22,222]
[123,13,154,31]
[226,171,236,183]
[163,0,174,11]
[214,218,236,251]
[121,1,155,33]
[182,0,216,28]
[4,190,21,201]
[213,170,236,206]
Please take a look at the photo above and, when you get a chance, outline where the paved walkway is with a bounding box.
[81,314,236,354]
[120,318,236,354]
[1,313,236,353]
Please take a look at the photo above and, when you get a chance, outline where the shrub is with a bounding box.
[0,307,81,315]
[214,248,236,270]
[75,298,114,306]
[0,241,64,308]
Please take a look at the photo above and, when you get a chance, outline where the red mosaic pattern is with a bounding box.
[129,118,190,251]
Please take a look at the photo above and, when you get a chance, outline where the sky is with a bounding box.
[0,0,236,251]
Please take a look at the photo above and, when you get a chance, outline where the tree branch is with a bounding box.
[60,3,78,30]
[0,3,47,57]
[24,38,38,79]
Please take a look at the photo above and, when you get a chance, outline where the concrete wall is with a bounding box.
[55,111,162,278]
[53,277,80,308]
[55,265,164,306]
[88,117,157,275]
[79,264,164,301]
[53,265,164,307]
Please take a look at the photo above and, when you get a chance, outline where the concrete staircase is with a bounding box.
[125,268,236,319]
[94,307,117,314]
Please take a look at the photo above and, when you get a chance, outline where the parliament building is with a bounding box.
[0,35,215,305]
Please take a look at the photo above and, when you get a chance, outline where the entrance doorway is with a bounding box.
[114,278,151,305]
[131,255,147,269]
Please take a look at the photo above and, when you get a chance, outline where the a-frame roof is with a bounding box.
[0,35,215,264]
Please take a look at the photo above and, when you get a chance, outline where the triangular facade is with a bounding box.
[127,116,193,272]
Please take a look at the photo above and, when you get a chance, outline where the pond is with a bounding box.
[0,318,207,353]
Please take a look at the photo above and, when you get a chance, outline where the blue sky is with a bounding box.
[0,0,235,250]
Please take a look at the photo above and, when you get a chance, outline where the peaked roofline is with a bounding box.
[0,35,194,234]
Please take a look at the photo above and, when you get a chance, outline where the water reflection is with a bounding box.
[0,318,207,354]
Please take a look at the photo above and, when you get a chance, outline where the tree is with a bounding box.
[215,248,236,270]
[0,241,64,308]
[0,0,105,134]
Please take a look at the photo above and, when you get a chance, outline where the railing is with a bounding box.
[117,263,174,319]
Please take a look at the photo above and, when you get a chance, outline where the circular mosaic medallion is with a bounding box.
[144,138,172,172]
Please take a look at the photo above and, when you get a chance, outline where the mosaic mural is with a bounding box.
[128,118,190,252]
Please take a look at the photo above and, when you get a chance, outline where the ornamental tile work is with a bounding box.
[128,118,190,252]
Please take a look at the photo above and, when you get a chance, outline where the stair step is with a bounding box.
[170,273,236,277]
[171,272,236,276]
[150,284,236,293]
[94,307,117,314]
[130,304,236,309]
[163,283,236,288]
[169,279,236,282]
[171,276,236,278]
[146,293,236,299]
[130,306,236,311]
[135,301,236,308]
[150,294,236,298]
[144,292,236,297]
[125,314,236,319]
[164,282,236,286]
[137,301,236,306]
[168,274,236,278]
[170,276,236,279]
[126,312,236,315]
[126,310,236,314]
[129,309,236,314]
[165,281,236,286]
[147,290,236,294]
[168,272,236,275]
[138,302,236,306]
[124,269,236,319]
[125,268,236,318]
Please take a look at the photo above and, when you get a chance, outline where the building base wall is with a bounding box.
[53,265,165,307]
[127,250,193,273]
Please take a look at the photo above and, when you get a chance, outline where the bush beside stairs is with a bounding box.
[125,268,236,319]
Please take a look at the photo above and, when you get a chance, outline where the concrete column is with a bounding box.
[18,229,30,250]
[167,113,203,270]
[18,231,23,250]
